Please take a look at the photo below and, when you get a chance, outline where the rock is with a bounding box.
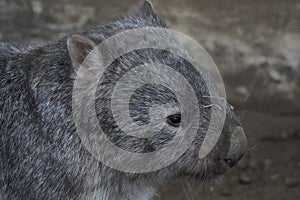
[237,157,249,171]
[270,174,280,182]
[249,160,258,170]
[31,0,43,15]
[239,173,253,185]
[268,68,284,83]
[284,177,299,188]
[236,86,249,97]
[219,187,232,196]
[272,33,300,68]
[263,159,272,171]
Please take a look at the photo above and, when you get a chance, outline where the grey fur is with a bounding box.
[0,1,246,200]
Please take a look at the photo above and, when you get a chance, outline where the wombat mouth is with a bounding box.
[182,158,234,181]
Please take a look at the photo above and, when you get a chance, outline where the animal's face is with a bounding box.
[68,0,247,182]
[175,104,247,180]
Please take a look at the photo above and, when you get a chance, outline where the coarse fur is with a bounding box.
[0,1,246,199]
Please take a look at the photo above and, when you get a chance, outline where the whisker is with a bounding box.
[181,178,192,200]
[243,92,251,104]
[203,104,222,110]
[246,144,256,151]
[238,110,248,121]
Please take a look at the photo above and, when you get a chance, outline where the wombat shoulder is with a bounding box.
[0,42,31,55]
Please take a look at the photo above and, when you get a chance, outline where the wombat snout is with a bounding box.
[223,126,247,168]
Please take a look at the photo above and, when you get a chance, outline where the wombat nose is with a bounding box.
[224,126,247,168]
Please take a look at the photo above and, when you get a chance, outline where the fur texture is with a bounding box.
[0,1,246,199]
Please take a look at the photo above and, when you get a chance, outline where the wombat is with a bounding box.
[0,1,247,199]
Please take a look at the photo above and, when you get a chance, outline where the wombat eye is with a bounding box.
[166,113,181,127]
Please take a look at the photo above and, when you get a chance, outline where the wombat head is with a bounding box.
[67,0,247,183]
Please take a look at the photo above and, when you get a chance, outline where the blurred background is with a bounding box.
[1,0,299,199]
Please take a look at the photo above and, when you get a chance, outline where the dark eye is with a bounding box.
[166,113,181,127]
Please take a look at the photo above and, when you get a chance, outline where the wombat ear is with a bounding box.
[67,35,96,72]
[139,0,157,17]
